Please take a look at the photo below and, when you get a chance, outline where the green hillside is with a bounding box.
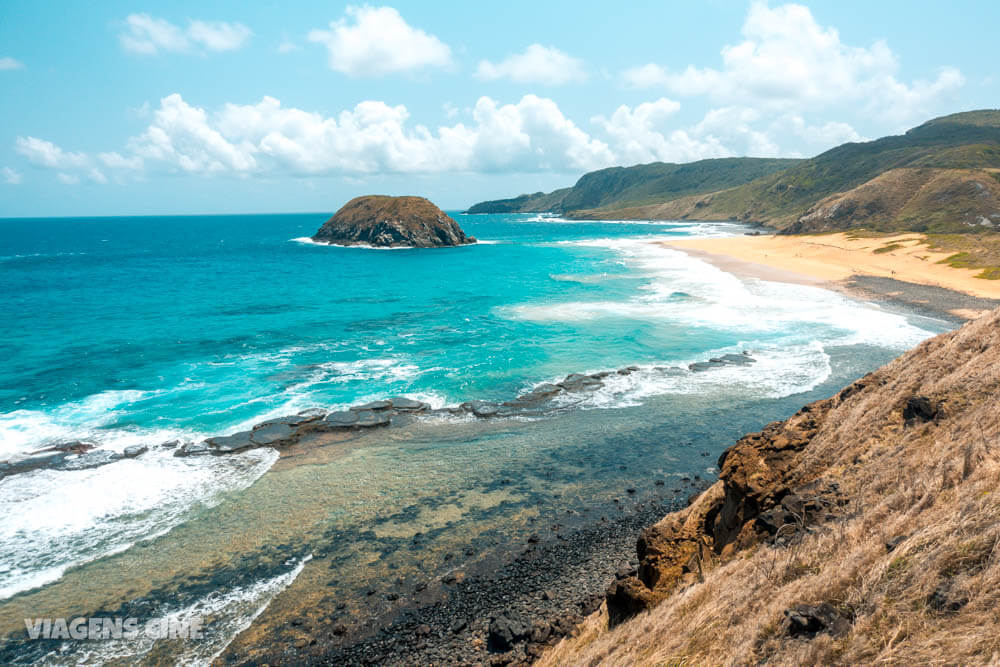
[465,157,800,214]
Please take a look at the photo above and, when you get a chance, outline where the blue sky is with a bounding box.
[0,0,996,217]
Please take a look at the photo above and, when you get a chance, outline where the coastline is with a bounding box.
[661,233,1000,321]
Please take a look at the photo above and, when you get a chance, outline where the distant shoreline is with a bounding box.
[661,233,1000,321]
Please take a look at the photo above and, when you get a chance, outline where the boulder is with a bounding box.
[355,410,391,427]
[123,445,148,459]
[388,397,429,411]
[311,195,476,248]
[903,395,938,424]
[174,441,214,457]
[323,411,360,427]
[784,603,850,638]
[57,450,122,471]
[351,400,393,411]
[487,611,531,652]
[206,431,257,454]
[558,373,604,392]
[249,422,296,446]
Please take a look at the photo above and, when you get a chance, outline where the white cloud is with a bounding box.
[187,20,253,51]
[623,2,963,125]
[1,167,22,184]
[15,136,89,169]
[98,151,144,170]
[277,41,299,54]
[476,44,587,85]
[0,57,24,70]
[591,98,722,164]
[57,173,81,185]
[120,14,252,54]
[308,6,451,76]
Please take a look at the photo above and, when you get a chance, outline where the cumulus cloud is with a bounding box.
[17,91,871,186]
[624,2,963,125]
[2,167,22,184]
[120,14,252,54]
[476,45,587,85]
[15,136,90,169]
[0,57,24,70]
[308,6,451,77]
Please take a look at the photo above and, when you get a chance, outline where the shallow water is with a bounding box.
[0,212,950,662]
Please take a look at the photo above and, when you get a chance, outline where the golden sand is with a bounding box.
[662,232,1000,301]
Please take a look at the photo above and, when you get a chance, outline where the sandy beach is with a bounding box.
[663,232,1000,319]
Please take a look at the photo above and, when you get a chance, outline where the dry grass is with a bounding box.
[540,310,1000,666]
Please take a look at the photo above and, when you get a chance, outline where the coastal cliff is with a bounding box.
[541,307,1000,665]
[312,195,475,248]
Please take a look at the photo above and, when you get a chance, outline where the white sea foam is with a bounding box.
[42,555,312,667]
[291,237,479,250]
[0,446,278,600]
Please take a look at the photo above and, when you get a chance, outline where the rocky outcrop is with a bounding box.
[312,195,475,248]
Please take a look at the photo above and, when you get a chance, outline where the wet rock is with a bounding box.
[487,611,531,652]
[389,397,429,411]
[249,422,296,446]
[355,410,391,427]
[558,373,604,393]
[174,441,214,457]
[206,431,256,454]
[352,400,393,411]
[158,440,181,449]
[34,441,96,455]
[464,401,500,418]
[688,361,717,372]
[784,603,850,638]
[903,395,938,424]
[715,353,755,366]
[57,449,123,471]
[122,445,148,459]
[2,450,73,475]
[323,411,359,427]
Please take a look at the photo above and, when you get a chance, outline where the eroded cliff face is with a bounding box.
[312,195,475,248]
[577,308,1000,666]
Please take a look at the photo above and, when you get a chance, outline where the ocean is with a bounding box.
[0,212,948,663]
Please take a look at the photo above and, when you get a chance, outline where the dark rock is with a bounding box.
[784,603,850,638]
[530,621,551,643]
[464,401,499,418]
[57,449,123,471]
[249,422,296,446]
[206,431,256,454]
[254,414,321,428]
[654,479,665,486]
[311,195,475,248]
[558,373,604,393]
[903,395,938,424]
[352,400,393,412]
[355,410,391,427]
[717,353,755,366]
[389,397,429,411]
[450,619,467,634]
[158,440,181,449]
[122,445,148,459]
[487,611,531,652]
[174,441,214,457]
[2,451,72,475]
[688,361,718,372]
[323,411,360,427]
[33,441,96,455]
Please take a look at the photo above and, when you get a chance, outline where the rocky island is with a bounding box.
[311,195,476,248]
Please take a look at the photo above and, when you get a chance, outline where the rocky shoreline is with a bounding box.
[222,489,706,666]
[0,352,757,480]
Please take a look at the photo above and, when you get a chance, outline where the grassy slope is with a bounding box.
[465,158,800,214]
[570,111,1000,233]
[540,308,1000,666]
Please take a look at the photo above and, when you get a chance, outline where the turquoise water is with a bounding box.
[0,212,950,661]
[0,212,939,453]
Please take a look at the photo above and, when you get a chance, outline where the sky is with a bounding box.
[0,0,997,217]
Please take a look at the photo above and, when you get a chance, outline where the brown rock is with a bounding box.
[311,195,475,248]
